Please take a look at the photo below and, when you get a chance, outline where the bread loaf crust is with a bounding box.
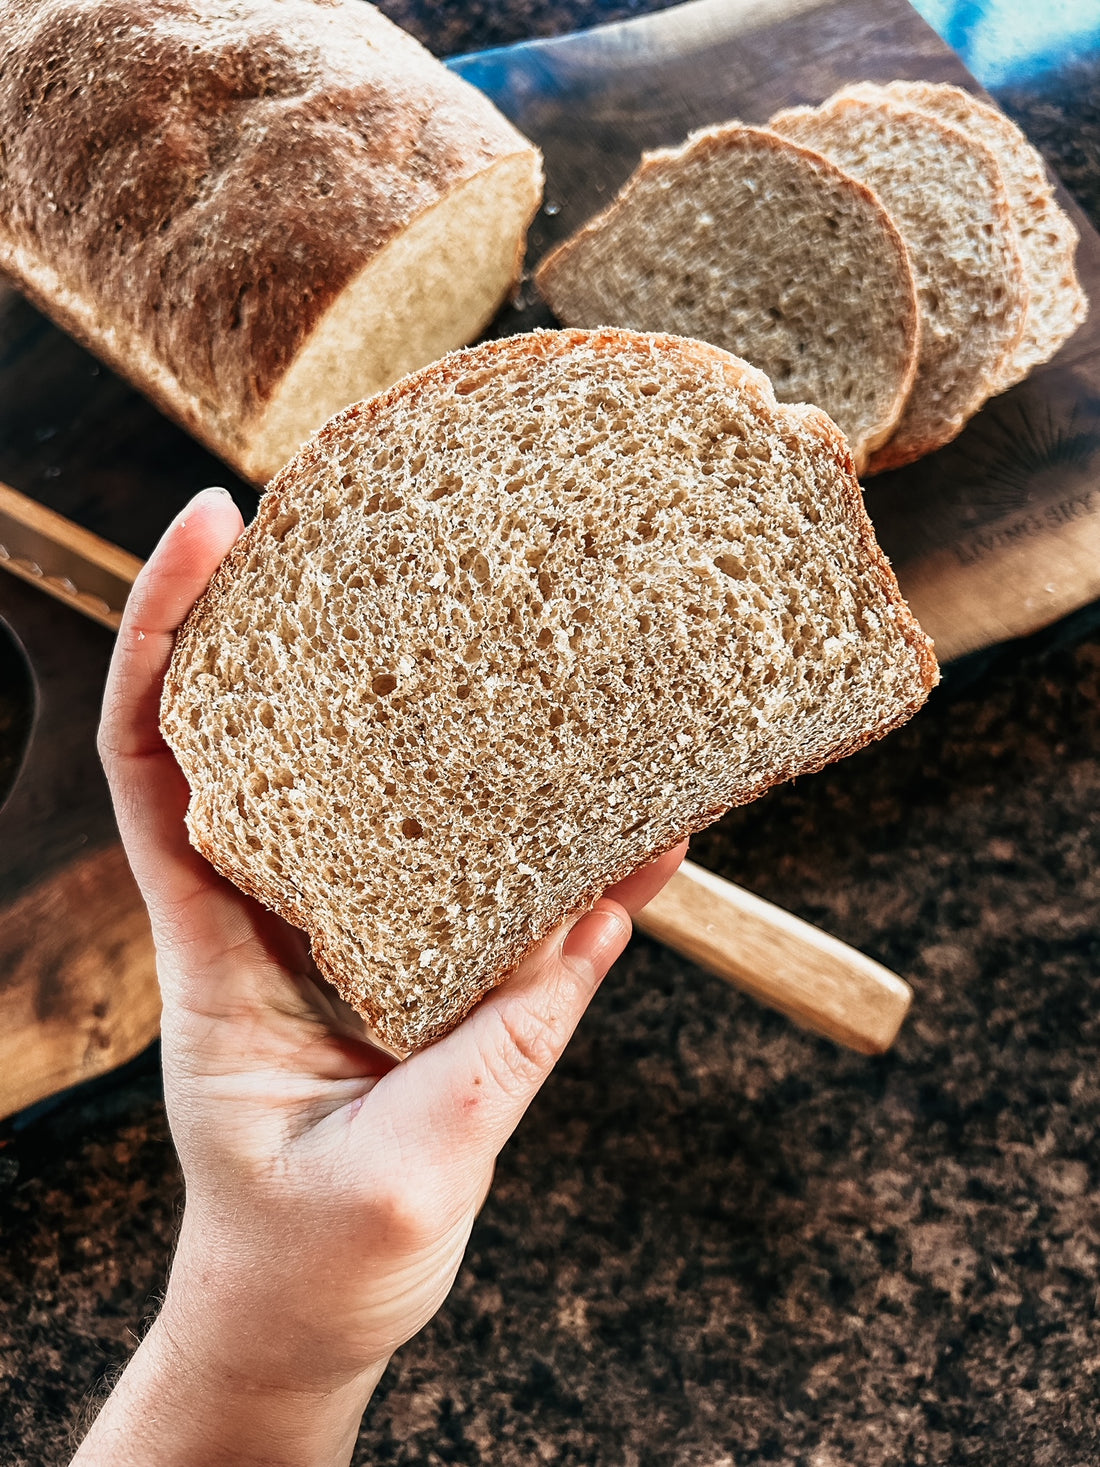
[862,80,1087,387]
[0,0,540,475]
[771,91,1029,471]
[162,328,937,1053]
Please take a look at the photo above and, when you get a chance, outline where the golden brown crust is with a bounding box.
[0,0,537,473]
[162,327,938,1054]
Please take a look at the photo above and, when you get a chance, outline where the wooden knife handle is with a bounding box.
[635,859,912,1054]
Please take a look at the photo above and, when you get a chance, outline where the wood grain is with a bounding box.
[0,573,159,1118]
[0,845,159,1118]
[635,861,912,1054]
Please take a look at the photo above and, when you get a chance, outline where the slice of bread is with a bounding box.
[535,125,920,474]
[855,80,1087,386]
[0,0,542,485]
[771,91,1029,472]
[161,328,938,1054]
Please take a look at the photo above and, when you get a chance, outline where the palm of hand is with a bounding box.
[155,876,484,1384]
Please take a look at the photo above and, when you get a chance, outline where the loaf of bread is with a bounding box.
[856,80,1087,388]
[161,328,938,1054]
[770,90,1029,472]
[0,0,543,484]
[534,125,921,474]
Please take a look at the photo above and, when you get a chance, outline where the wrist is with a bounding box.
[72,1207,389,1467]
[152,1304,386,1467]
[165,1200,392,1392]
[157,1224,389,1449]
[74,1303,385,1467]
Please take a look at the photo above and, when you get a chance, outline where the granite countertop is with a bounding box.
[3,3,1100,1463]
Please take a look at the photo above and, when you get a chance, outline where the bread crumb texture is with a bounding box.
[770,91,1029,470]
[161,329,937,1052]
[536,124,920,474]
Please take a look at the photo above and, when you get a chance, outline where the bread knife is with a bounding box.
[0,479,911,1053]
[0,480,141,631]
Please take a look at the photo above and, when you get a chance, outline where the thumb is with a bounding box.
[373,901,631,1172]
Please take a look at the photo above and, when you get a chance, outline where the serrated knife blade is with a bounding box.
[0,481,142,631]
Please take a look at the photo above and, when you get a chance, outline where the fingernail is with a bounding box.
[562,906,630,976]
[170,487,237,535]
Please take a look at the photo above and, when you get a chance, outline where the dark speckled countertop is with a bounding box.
[3,3,1100,1463]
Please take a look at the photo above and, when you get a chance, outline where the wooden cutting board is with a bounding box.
[2,0,1099,1116]
[447,0,1100,662]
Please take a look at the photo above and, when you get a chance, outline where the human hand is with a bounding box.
[79,488,685,1467]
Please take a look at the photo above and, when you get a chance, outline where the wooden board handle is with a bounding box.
[635,859,912,1054]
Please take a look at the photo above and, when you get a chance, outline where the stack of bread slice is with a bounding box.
[838,82,1087,392]
[535,125,920,474]
[770,82,1086,471]
[537,81,1087,477]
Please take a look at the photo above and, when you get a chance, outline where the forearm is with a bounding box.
[71,1288,386,1467]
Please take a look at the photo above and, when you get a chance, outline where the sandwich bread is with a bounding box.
[161,328,938,1053]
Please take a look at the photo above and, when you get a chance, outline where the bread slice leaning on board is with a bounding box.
[161,328,939,1055]
[769,90,1029,472]
[849,80,1088,389]
[0,0,543,485]
[535,124,921,474]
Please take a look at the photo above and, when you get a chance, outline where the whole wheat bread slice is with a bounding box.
[771,91,1028,472]
[161,328,938,1054]
[535,125,920,474]
[853,80,1087,386]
